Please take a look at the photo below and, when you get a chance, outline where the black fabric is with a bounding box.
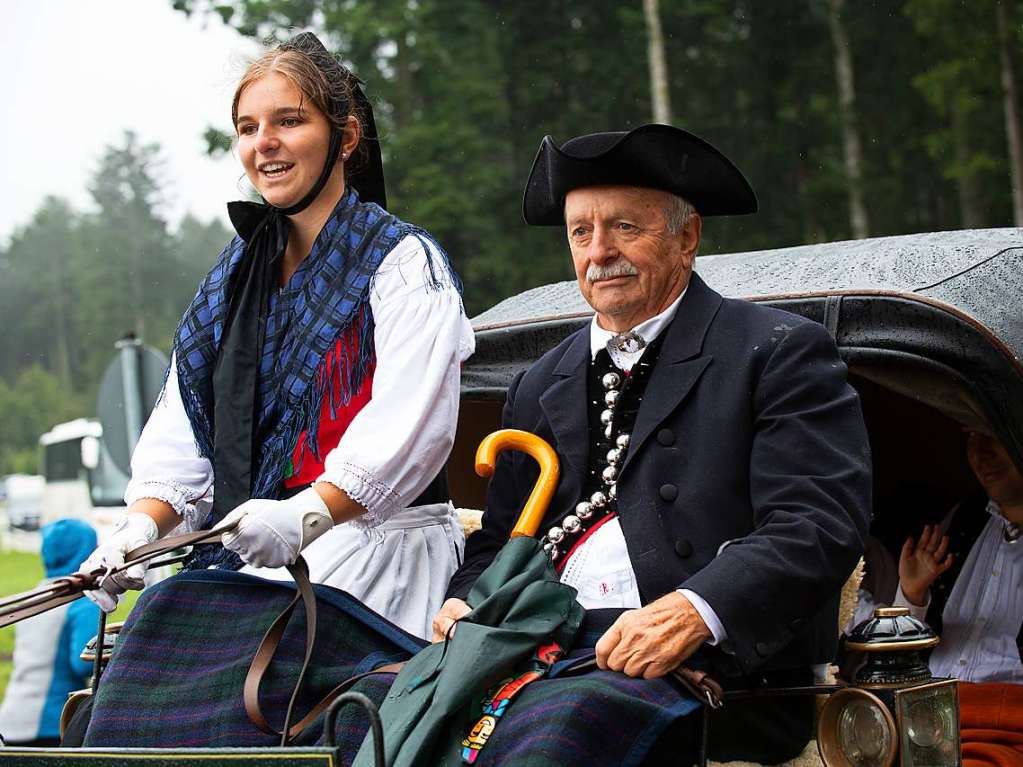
[522,124,757,225]
[707,669,815,763]
[548,342,665,559]
[211,212,285,519]
[279,32,386,209]
[449,273,871,682]
[59,695,93,747]
[925,491,992,634]
[410,469,450,507]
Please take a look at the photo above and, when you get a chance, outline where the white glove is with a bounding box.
[220,488,334,569]
[80,512,160,613]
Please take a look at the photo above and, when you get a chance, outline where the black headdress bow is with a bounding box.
[212,32,386,529]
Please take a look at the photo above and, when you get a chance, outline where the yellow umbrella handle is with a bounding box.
[475,429,560,539]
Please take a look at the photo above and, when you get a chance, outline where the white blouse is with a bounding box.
[124,234,476,532]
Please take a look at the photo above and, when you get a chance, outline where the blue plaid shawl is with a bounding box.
[172,188,458,568]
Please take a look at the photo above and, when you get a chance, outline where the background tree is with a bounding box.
[827,0,870,238]
[644,0,672,125]
[0,134,230,474]
[996,0,1023,225]
[3,0,1022,474]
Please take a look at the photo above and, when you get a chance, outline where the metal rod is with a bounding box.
[91,609,107,693]
[323,692,384,767]
[723,683,845,700]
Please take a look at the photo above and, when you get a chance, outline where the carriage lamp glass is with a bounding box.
[839,696,893,763]
[819,688,898,767]
[895,680,959,767]
[818,607,959,767]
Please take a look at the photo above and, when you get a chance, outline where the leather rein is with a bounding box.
[0,525,725,748]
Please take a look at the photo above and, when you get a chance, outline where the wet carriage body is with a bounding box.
[450,228,1023,522]
[3,228,1021,765]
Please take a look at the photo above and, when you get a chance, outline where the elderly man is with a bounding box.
[434,124,871,763]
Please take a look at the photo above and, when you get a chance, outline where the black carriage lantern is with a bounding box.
[817,607,960,767]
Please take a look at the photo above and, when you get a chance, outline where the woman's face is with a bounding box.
[235,71,333,208]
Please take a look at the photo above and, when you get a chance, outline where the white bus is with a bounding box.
[38,418,128,537]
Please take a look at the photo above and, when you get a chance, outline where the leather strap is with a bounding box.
[557,656,724,709]
[0,525,236,628]
[242,558,404,745]
[672,665,724,709]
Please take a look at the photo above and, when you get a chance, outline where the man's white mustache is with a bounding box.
[586,261,639,282]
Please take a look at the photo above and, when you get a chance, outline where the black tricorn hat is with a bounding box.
[522,124,757,225]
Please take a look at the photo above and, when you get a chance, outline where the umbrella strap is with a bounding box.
[242,558,403,745]
[459,641,565,764]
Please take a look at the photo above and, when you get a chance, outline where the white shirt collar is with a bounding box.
[589,287,687,367]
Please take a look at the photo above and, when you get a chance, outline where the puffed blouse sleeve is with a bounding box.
[316,234,475,528]
[123,352,215,532]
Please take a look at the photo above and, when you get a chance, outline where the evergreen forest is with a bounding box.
[1,0,1021,475]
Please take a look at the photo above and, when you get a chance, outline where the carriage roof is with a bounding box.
[464,228,1023,467]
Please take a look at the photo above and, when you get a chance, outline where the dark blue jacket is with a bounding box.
[448,273,871,677]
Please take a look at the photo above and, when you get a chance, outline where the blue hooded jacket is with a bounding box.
[0,519,100,742]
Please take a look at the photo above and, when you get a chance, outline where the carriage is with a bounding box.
[2,226,1021,766]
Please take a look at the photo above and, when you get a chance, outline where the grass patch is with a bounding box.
[0,550,138,701]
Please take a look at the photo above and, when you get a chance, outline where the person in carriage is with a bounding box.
[78,32,474,641]
[68,123,872,764]
[854,428,1023,763]
[426,124,872,764]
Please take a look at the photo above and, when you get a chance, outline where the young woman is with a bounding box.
[80,33,474,640]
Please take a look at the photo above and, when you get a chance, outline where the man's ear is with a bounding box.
[680,212,702,269]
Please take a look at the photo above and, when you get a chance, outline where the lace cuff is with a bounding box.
[124,480,210,532]
[318,462,402,529]
[124,480,192,515]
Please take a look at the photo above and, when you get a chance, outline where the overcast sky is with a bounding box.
[0,0,261,244]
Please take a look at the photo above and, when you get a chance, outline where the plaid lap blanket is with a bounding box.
[83,569,424,748]
[84,569,701,764]
[328,654,701,767]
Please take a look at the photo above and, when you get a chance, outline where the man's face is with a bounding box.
[966,431,1023,508]
[564,186,701,332]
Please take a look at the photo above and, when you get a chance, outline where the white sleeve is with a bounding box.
[317,235,475,527]
[892,581,931,621]
[678,588,727,646]
[123,352,215,532]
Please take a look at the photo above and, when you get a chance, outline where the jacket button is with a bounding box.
[674,538,693,558]
[657,428,675,446]
[659,484,678,502]
[755,641,770,657]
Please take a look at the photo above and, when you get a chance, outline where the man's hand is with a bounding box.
[431,597,471,643]
[595,591,711,679]
[899,524,954,606]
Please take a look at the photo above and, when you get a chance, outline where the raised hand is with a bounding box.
[899,524,954,606]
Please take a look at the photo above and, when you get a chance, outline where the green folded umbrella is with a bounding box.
[353,430,584,767]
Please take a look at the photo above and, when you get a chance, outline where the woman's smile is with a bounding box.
[258,161,295,180]
[235,71,333,208]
